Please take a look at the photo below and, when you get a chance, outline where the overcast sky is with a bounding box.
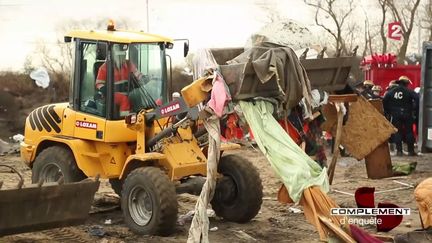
[0,0,316,71]
[0,0,421,71]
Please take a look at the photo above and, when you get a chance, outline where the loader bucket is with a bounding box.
[0,178,100,236]
[209,47,358,97]
[301,56,359,92]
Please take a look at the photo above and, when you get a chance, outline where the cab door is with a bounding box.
[73,40,108,141]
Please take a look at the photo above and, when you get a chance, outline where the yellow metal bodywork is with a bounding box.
[65,30,173,44]
[21,135,131,178]
[160,136,207,180]
[121,112,207,180]
[181,77,212,107]
[22,104,221,181]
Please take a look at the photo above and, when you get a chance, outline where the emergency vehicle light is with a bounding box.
[107,19,115,31]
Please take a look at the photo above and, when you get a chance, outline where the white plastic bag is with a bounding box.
[30,68,50,88]
[12,134,24,143]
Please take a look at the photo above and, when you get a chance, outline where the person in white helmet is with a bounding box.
[371,85,383,99]
[361,80,375,99]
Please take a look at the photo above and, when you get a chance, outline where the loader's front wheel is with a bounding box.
[32,146,86,183]
[121,167,178,236]
[211,154,263,223]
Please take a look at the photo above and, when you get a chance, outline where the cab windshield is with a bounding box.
[115,43,166,113]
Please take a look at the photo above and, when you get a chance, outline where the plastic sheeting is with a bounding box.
[187,115,220,243]
[239,100,329,203]
[221,44,313,114]
[30,68,50,89]
[188,48,221,243]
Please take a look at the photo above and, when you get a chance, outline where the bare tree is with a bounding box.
[344,22,361,54]
[304,0,355,56]
[378,0,389,53]
[27,18,137,100]
[254,0,284,23]
[33,18,137,76]
[419,0,432,41]
[386,0,421,63]
[363,17,373,57]
[359,1,389,57]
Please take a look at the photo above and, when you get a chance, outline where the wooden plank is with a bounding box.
[328,94,358,103]
[327,102,344,185]
[318,216,356,243]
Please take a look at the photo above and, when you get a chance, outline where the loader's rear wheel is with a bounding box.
[211,154,263,223]
[32,146,86,183]
[121,167,178,236]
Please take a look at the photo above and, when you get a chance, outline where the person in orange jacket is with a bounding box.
[96,44,145,117]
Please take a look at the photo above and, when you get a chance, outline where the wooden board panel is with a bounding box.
[322,96,397,160]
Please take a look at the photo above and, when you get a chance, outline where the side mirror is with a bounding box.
[173,39,190,57]
[184,42,189,57]
[64,36,72,43]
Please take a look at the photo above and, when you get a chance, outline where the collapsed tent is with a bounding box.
[185,43,358,242]
[239,100,346,240]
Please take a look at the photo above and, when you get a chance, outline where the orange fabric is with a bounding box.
[414,177,432,228]
[300,186,347,241]
[279,185,347,241]
[277,184,294,204]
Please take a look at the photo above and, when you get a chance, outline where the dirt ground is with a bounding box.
[0,146,431,243]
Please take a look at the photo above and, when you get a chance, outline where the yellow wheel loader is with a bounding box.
[20,22,263,236]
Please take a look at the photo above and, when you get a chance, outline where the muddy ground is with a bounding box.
[0,147,431,243]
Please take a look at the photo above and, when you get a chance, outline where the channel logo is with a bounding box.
[332,187,410,231]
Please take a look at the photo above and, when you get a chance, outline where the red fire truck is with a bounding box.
[361,54,421,94]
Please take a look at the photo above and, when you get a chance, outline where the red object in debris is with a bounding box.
[278,120,302,145]
[349,224,383,243]
[376,202,404,232]
[224,113,244,140]
[361,54,420,95]
[355,187,376,208]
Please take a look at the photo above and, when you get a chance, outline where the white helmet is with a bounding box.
[112,44,127,67]
[113,44,127,57]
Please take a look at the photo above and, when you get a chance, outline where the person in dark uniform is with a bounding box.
[385,80,399,151]
[383,76,419,156]
[384,80,398,152]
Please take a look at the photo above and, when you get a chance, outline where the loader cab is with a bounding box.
[68,39,170,120]
[64,27,174,141]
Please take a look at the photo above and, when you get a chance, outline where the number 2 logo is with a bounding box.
[388,22,403,40]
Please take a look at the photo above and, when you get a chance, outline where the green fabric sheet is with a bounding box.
[239,100,329,203]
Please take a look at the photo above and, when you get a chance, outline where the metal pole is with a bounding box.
[146,0,149,32]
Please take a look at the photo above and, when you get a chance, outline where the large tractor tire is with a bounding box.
[32,146,86,183]
[211,154,263,223]
[121,167,178,236]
